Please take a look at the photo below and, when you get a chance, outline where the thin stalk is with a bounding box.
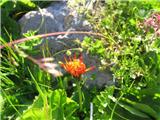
[0,31,106,49]
[109,93,124,120]
[28,68,49,120]
[76,78,83,111]
[58,77,64,89]
[108,105,129,120]
[2,89,22,117]
[109,80,135,120]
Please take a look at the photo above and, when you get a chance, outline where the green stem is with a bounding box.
[109,80,135,120]
[59,77,64,89]
[57,77,64,89]
[76,78,83,111]
[2,89,22,117]
[109,92,124,120]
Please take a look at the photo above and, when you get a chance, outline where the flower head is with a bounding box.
[60,54,95,77]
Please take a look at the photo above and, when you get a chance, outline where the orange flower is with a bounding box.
[60,54,95,77]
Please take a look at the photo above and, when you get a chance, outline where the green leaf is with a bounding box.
[18,0,36,8]
[18,31,42,50]
[93,86,115,113]
[20,108,45,120]
[108,96,151,119]
[122,98,159,119]
[49,89,66,120]
[1,9,21,40]
[118,102,150,118]
[49,89,78,120]
[65,98,78,118]
[17,95,44,120]
[0,0,8,6]
[17,89,78,120]
[129,19,136,26]
[0,94,4,114]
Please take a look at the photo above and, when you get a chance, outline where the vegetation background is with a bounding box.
[0,0,160,120]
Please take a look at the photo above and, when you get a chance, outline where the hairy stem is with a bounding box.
[76,78,83,111]
[0,31,106,49]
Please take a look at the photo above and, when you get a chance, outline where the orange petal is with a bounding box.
[64,55,68,64]
[85,66,95,72]
[79,54,83,62]
[74,53,77,59]
[69,56,72,62]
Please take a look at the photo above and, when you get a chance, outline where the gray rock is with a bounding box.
[19,1,92,34]
[18,1,113,87]
[82,54,113,87]
[19,1,91,52]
